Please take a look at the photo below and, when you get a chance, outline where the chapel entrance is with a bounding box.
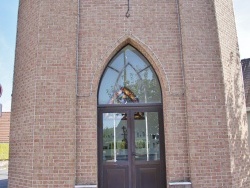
[98,106,165,188]
[98,45,166,188]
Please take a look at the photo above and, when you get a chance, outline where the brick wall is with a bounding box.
[9,0,250,187]
[76,0,188,185]
[9,0,77,187]
[179,1,233,187]
[9,1,40,187]
[242,59,250,107]
[0,112,10,143]
[214,0,250,187]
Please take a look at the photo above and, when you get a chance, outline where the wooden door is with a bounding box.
[98,106,166,188]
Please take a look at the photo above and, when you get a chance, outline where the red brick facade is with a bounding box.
[0,112,10,143]
[9,0,250,187]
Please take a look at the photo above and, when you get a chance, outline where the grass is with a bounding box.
[0,143,9,160]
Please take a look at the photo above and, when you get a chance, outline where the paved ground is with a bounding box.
[0,161,8,188]
[0,169,8,188]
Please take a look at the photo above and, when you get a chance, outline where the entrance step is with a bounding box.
[75,185,97,188]
[169,182,192,188]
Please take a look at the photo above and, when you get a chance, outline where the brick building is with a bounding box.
[0,112,10,143]
[9,0,250,188]
[0,112,10,161]
[242,58,250,148]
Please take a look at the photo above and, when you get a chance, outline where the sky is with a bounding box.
[0,0,249,112]
[0,0,19,112]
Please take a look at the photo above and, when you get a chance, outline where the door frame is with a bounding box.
[97,104,166,188]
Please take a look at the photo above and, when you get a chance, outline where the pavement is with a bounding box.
[0,161,8,188]
[0,169,8,188]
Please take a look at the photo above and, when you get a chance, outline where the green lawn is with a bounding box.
[0,143,9,160]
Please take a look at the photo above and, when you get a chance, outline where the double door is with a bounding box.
[98,106,166,188]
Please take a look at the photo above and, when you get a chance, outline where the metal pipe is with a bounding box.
[175,0,191,181]
[113,113,117,162]
[75,0,80,185]
[145,113,149,161]
[75,0,93,97]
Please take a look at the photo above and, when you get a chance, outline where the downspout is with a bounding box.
[174,0,192,183]
[75,0,80,185]
[75,2,97,187]
[75,0,92,98]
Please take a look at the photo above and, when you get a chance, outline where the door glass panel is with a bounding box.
[134,112,160,161]
[103,113,128,162]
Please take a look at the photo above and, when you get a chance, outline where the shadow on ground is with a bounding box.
[0,179,8,188]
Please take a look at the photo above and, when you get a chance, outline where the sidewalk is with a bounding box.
[0,161,8,188]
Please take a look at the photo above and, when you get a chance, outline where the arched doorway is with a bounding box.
[98,45,166,188]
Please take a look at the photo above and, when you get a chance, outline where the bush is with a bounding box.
[0,143,9,160]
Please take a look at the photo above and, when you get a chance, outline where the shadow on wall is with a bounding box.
[226,52,250,186]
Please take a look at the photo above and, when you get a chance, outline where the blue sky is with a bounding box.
[234,0,250,60]
[0,0,249,112]
[0,0,19,112]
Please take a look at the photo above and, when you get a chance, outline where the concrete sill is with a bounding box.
[169,182,192,185]
[75,185,97,188]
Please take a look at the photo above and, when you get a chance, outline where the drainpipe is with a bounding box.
[75,0,80,185]
[175,0,192,183]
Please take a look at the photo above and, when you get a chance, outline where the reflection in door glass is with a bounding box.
[134,112,160,161]
[103,113,128,162]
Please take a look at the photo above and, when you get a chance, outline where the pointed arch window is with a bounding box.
[98,45,162,105]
